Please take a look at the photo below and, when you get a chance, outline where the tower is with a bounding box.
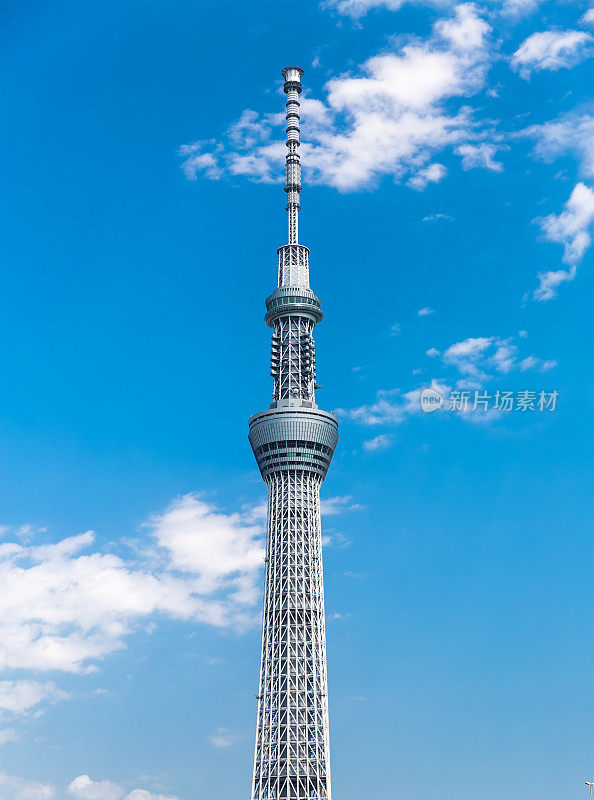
[248,68,338,800]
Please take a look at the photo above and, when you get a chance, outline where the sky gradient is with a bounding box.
[1,1,593,799]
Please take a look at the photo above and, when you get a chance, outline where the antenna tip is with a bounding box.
[282,66,304,81]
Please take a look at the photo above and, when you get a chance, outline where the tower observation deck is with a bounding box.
[248,67,338,800]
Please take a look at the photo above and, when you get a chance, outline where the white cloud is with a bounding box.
[520,356,557,371]
[0,495,264,675]
[499,0,541,19]
[336,380,450,425]
[518,355,538,371]
[0,524,47,543]
[208,727,238,749]
[535,182,594,263]
[407,163,447,190]
[426,347,440,357]
[0,772,55,800]
[362,434,393,451]
[526,111,594,178]
[490,339,517,373]
[422,213,453,222]
[443,336,492,376]
[149,495,264,601]
[0,728,18,744]
[533,264,577,301]
[180,4,495,192]
[321,530,352,548]
[440,335,556,377]
[177,142,222,181]
[418,306,436,316]
[68,776,123,800]
[321,0,448,19]
[320,496,363,515]
[0,680,68,719]
[511,30,593,78]
[581,8,594,25]
[456,142,504,171]
[530,183,594,300]
[68,775,179,800]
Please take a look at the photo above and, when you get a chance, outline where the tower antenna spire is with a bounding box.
[282,66,304,245]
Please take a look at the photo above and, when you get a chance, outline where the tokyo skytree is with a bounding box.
[248,67,338,800]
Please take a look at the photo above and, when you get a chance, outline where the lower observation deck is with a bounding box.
[249,406,339,480]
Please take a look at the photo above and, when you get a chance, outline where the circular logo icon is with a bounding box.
[420,387,444,413]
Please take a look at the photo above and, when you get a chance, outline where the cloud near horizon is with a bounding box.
[0,771,182,800]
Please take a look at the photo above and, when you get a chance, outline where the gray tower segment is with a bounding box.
[249,67,338,800]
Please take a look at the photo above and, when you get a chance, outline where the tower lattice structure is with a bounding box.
[249,67,338,800]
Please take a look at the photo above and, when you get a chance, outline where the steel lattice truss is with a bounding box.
[252,471,330,800]
[248,67,339,800]
[271,316,316,403]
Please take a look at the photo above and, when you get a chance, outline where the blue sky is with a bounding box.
[1,1,593,798]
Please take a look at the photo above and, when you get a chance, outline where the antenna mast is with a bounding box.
[282,66,304,245]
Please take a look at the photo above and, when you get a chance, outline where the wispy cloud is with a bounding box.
[336,380,450,425]
[532,182,594,300]
[417,306,436,316]
[535,182,594,263]
[178,142,223,181]
[525,110,594,179]
[208,727,239,750]
[362,433,394,451]
[407,163,447,190]
[0,729,18,745]
[499,0,541,19]
[0,772,55,800]
[321,0,448,20]
[422,213,453,222]
[321,530,352,548]
[320,496,364,515]
[442,336,493,378]
[532,265,577,301]
[519,355,557,371]
[456,142,505,171]
[440,335,556,379]
[511,30,593,78]
[0,680,68,721]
